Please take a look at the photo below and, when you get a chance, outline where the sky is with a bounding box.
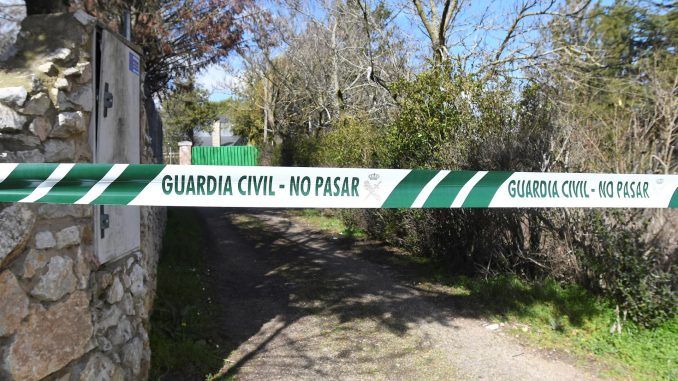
[196,58,245,101]
[196,0,591,102]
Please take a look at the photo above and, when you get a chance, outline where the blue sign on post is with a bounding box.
[128,52,140,76]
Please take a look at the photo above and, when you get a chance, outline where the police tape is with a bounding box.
[0,163,676,208]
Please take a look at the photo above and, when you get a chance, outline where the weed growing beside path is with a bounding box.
[289,209,365,238]
[149,208,223,380]
[422,276,678,380]
[294,209,677,381]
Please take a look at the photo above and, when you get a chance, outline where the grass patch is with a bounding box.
[149,208,222,380]
[460,276,676,380]
[358,245,677,380]
[291,209,366,238]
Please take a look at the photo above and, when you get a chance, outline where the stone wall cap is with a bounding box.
[178,141,193,147]
[73,10,96,26]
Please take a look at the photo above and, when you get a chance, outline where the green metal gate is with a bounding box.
[192,146,259,166]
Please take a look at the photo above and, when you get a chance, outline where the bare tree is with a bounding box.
[410,0,463,64]
[234,0,410,142]
[404,0,592,80]
[479,0,591,80]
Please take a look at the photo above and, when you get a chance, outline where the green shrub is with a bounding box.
[568,210,676,327]
[384,65,512,170]
[270,63,676,328]
[316,115,385,168]
[277,133,319,166]
[345,67,675,327]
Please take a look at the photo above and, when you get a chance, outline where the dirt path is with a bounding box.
[199,208,602,381]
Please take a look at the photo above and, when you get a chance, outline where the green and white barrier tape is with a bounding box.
[0,163,676,208]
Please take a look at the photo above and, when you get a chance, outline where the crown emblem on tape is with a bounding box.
[368,173,380,181]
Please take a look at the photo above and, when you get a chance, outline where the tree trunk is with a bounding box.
[262,50,275,144]
[331,17,343,116]
[143,84,164,163]
[263,77,269,143]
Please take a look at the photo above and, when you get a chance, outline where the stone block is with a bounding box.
[135,298,148,320]
[0,204,35,267]
[6,291,93,381]
[97,304,122,332]
[49,87,58,105]
[37,204,92,219]
[63,62,93,85]
[38,62,57,76]
[109,315,133,346]
[0,102,27,132]
[121,271,131,289]
[0,270,29,337]
[129,264,145,297]
[29,116,52,141]
[56,226,81,249]
[63,67,80,77]
[97,336,113,352]
[21,249,49,279]
[30,255,77,301]
[54,77,70,91]
[120,292,135,315]
[44,139,76,162]
[67,85,93,112]
[96,271,113,290]
[106,276,124,304]
[76,62,92,84]
[1,132,41,150]
[79,353,124,381]
[22,93,52,115]
[0,86,28,107]
[35,230,56,249]
[3,149,45,163]
[47,48,74,63]
[178,140,193,165]
[54,371,71,381]
[51,111,84,138]
[122,337,143,377]
[74,247,90,289]
[55,90,73,111]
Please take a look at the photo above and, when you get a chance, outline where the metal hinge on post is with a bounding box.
[103,82,113,117]
[100,206,109,239]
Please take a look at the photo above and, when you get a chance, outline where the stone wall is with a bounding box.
[0,12,164,381]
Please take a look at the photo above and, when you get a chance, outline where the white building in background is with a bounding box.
[193,115,245,147]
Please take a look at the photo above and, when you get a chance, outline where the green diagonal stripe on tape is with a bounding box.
[93,164,165,205]
[381,169,438,208]
[0,163,59,202]
[423,171,476,208]
[39,163,114,204]
[462,171,513,208]
[670,188,678,208]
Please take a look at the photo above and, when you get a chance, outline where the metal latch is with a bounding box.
[100,206,109,238]
[103,82,113,117]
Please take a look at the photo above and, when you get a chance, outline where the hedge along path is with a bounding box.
[0,163,676,208]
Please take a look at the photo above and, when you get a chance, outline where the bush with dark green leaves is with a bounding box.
[565,210,676,327]
[271,51,675,327]
[312,64,674,327]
